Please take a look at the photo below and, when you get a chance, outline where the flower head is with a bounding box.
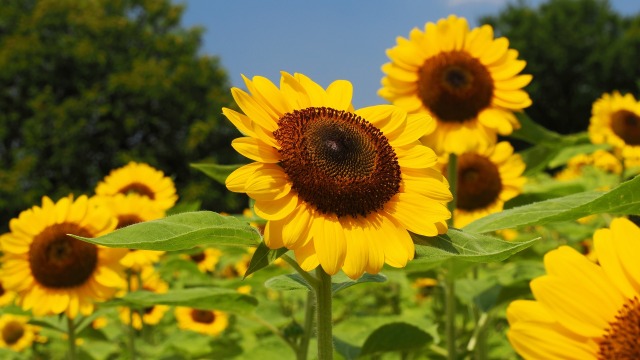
[175,307,229,336]
[224,72,451,279]
[0,314,39,352]
[380,15,532,154]
[508,218,640,359]
[0,196,127,318]
[95,162,178,211]
[589,92,640,162]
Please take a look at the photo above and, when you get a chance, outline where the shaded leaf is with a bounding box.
[264,274,310,291]
[73,211,260,250]
[360,322,431,356]
[191,163,245,185]
[510,113,562,144]
[331,273,387,294]
[333,336,361,360]
[244,242,289,278]
[464,175,640,233]
[29,316,67,333]
[411,229,538,265]
[121,288,258,314]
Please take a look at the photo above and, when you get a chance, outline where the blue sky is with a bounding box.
[181,0,640,108]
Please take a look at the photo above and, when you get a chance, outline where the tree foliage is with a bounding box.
[481,0,640,135]
[0,0,246,228]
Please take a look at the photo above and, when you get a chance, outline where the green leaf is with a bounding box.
[72,211,260,250]
[244,242,289,278]
[464,175,640,233]
[359,322,431,356]
[411,229,538,265]
[191,163,245,185]
[510,113,562,144]
[264,274,310,291]
[331,273,387,294]
[547,143,611,168]
[333,336,361,360]
[120,288,258,314]
[29,316,67,333]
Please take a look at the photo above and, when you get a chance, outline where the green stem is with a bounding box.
[67,316,77,360]
[126,270,136,360]
[445,153,458,360]
[467,312,488,354]
[297,291,315,360]
[315,267,333,360]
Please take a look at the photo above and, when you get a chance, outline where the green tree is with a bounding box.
[481,0,640,134]
[0,0,245,229]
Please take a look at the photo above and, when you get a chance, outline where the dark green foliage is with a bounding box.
[481,0,640,135]
[0,0,246,229]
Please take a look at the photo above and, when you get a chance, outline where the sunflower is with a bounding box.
[224,72,451,279]
[182,247,222,273]
[95,162,178,211]
[555,149,622,181]
[95,193,166,270]
[1,196,127,318]
[175,307,229,336]
[441,141,525,228]
[507,218,640,359]
[118,266,169,330]
[379,15,532,155]
[589,92,640,161]
[0,314,39,352]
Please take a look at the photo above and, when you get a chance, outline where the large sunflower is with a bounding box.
[507,218,640,359]
[224,72,452,279]
[0,314,39,352]
[379,15,532,154]
[95,162,178,211]
[95,193,166,270]
[175,307,229,336]
[441,141,525,228]
[589,91,640,161]
[0,196,127,318]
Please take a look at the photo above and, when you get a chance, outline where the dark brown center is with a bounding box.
[274,107,401,218]
[118,183,156,199]
[418,51,494,123]
[191,309,215,324]
[189,252,206,263]
[611,110,640,145]
[456,153,502,211]
[29,223,98,288]
[0,283,5,297]
[598,296,640,359]
[2,321,24,345]
[117,214,143,229]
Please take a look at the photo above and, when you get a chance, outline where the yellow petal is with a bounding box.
[222,108,257,138]
[294,239,319,271]
[231,137,281,163]
[313,215,347,276]
[380,214,414,268]
[384,193,450,236]
[341,217,368,280]
[231,88,278,132]
[325,80,353,111]
[245,166,291,201]
[226,162,263,193]
[253,193,298,221]
[396,144,438,169]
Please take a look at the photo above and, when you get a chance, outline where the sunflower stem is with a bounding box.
[315,267,333,360]
[67,316,77,360]
[445,153,458,360]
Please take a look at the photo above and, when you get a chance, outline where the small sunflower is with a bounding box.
[589,92,640,161]
[507,218,640,359]
[441,141,525,228]
[555,149,622,181]
[119,266,169,330]
[224,72,452,279]
[95,193,166,270]
[379,15,532,154]
[182,247,222,273]
[175,307,229,336]
[1,196,127,318]
[0,314,39,352]
[95,162,178,211]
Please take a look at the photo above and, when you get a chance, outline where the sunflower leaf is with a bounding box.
[510,112,562,144]
[359,322,431,356]
[464,175,640,233]
[190,163,245,185]
[244,242,289,278]
[120,288,258,314]
[331,273,387,294]
[411,229,538,265]
[71,211,260,250]
[264,274,311,291]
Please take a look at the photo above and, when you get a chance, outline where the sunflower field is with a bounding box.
[1,1,640,360]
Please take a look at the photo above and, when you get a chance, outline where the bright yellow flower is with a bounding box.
[441,141,525,228]
[182,247,222,273]
[94,193,166,270]
[224,72,452,279]
[555,149,622,181]
[507,218,640,359]
[589,92,640,161]
[175,307,229,336]
[95,162,178,211]
[0,196,127,318]
[380,15,532,154]
[0,314,39,352]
